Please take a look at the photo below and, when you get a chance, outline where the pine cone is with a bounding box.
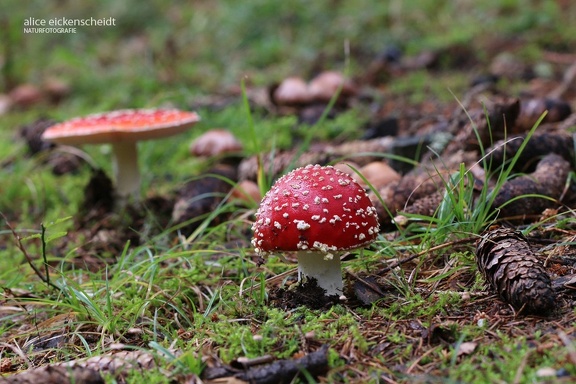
[492,153,570,219]
[475,227,555,315]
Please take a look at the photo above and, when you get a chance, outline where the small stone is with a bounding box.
[536,367,556,378]
[305,331,315,340]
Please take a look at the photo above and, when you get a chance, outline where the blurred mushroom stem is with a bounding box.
[112,141,140,198]
[297,251,343,296]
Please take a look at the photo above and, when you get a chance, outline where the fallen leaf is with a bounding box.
[457,341,477,357]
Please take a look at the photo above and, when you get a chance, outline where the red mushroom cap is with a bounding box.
[42,108,200,145]
[252,164,380,255]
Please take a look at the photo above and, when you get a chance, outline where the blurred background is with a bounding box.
[2,0,575,113]
[1,0,576,220]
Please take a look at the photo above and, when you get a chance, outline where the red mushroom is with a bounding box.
[251,164,380,296]
[41,108,200,198]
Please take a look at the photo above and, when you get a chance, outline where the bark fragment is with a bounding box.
[475,227,555,315]
[202,345,329,384]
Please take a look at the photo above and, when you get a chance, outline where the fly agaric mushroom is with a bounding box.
[42,108,200,198]
[251,164,380,296]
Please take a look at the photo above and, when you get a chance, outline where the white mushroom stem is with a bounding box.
[296,251,343,296]
[111,141,140,198]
